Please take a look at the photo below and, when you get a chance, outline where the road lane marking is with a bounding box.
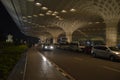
[52,62,76,80]
[102,66,120,73]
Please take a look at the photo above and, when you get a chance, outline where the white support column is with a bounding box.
[53,37,58,44]
[105,21,118,46]
[66,32,72,43]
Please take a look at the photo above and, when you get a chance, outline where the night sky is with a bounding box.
[0,1,39,43]
[0,1,22,36]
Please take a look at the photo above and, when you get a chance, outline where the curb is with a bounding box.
[22,51,28,80]
[38,52,76,80]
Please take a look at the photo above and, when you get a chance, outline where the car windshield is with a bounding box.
[109,47,120,51]
[44,44,50,46]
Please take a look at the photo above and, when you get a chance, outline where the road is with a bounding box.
[39,49,120,80]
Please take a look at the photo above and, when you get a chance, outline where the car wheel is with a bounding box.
[110,56,115,61]
[92,53,96,57]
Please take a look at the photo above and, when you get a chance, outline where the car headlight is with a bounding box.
[50,46,54,49]
[115,52,120,54]
[113,51,120,54]
[45,46,48,49]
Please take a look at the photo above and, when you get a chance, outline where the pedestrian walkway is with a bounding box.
[24,47,69,80]
[7,51,27,80]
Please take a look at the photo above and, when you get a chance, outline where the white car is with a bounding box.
[42,44,54,50]
[91,45,120,61]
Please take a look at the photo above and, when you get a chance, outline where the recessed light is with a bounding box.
[28,22,31,23]
[61,10,67,13]
[46,12,51,15]
[22,16,27,19]
[88,22,92,24]
[33,15,38,17]
[52,13,56,16]
[41,7,48,10]
[47,10,52,13]
[23,20,27,22]
[27,16,32,18]
[95,22,100,24]
[53,11,59,14]
[35,2,42,6]
[39,13,45,16]
[70,8,76,12]
[55,16,60,18]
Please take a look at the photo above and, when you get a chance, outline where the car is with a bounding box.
[69,42,82,52]
[91,45,120,61]
[59,43,70,50]
[42,44,54,51]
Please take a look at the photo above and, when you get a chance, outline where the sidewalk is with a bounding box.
[7,51,27,80]
[24,47,69,80]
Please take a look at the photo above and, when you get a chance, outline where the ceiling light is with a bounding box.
[70,8,76,12]
[52,13,56,16]
[22,16,27,19]
[46,12,51,15]
[88,22,93,24]
[41,7,48,10]
[27,16,32,18]
[53,11,59,14]
[28,22,31,23]
[39,13,45,16]
[35,2,42,6]
[95,22,100,24]
[33,15,38,17]
[55,16,60,18]
[61,10,67,13]
[23,20,27,22]
[47,10,52,13]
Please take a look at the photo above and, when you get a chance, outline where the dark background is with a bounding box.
[0,2,21,37]
[0,1,39,44]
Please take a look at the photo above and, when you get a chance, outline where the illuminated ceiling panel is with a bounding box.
[1,0,120,39]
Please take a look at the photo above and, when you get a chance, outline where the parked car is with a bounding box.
[59,43,70,50]
[91,45,120,61]
[69,42,82,52]
[42,44,54,51]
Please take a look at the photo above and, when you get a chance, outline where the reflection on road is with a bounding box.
[40,49,120,80]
